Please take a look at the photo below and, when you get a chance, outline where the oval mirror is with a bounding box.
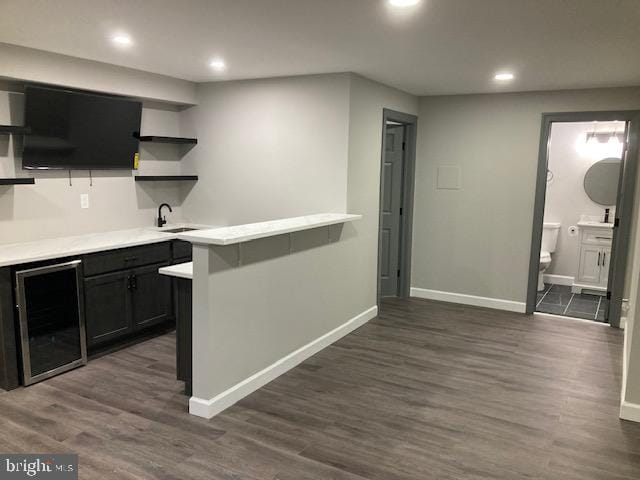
[583,157,621,206]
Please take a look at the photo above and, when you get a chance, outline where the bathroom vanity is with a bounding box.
[573,221,613,294]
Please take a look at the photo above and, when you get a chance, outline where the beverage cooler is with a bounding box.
[15,260,87,385]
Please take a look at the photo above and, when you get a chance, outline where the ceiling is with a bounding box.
[1,0,640,96]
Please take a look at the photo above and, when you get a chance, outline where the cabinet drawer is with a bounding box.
[581,230,612,245]
[83,242,171,277]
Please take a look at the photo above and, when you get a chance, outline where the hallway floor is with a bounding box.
[537,283,609,322]
[0,297,638,479]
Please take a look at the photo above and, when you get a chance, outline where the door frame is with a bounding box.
[377,108,418,299]
[526,110,640,327]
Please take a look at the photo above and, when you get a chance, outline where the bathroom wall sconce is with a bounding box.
[577,129,625,159]
[585,131,625,145]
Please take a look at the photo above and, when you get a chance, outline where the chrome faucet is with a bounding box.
[157,203,173,228]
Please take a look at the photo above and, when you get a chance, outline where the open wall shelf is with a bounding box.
[0,125,31,135]
[136,135,197,145]
[134,175,198,182]
[0,178,35,185]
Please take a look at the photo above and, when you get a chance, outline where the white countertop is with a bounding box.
[0,224,211,268]
[177,213,362,246]
[577,221,614,229]
[0,214,361,267]
[159,262,193,280]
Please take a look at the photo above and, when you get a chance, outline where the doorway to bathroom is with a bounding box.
[377,109,417,299]
[526,111,640,327]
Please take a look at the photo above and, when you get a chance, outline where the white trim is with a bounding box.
[620,401,640,423]
[572,282,606,294]
[189,305,378,419]
[543,274,574,286]
[410,287,526,313]
[533,311,610,326]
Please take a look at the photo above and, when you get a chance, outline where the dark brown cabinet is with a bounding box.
[83,242,174,349]
[131,264,172,330]
[84,262,172,347]
[84,270,130,346]
[0,267,19,390]
[0,241,182,390]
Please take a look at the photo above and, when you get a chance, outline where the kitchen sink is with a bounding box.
[160,227,200,233]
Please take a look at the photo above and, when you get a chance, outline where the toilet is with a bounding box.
[539,222,561,291]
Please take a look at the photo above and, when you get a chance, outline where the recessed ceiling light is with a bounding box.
[111,34,132,47]
[388,0,421,7]
[494,72,515,81]
[209,58,226,71]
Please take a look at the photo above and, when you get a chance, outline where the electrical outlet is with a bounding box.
[80,194,89,209]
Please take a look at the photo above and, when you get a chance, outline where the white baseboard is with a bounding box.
[620,401,640,423]
[410,287,526,313]
[543,274,574,286]
[189,305,378,419]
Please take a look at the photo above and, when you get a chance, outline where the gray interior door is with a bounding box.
[607,122,632,327]
[379,124,405,296]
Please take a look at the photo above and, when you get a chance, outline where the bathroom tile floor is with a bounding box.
[536,283,608,322]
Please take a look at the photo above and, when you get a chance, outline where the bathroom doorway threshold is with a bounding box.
[536,283,608,323]
[533,310,612,327]
[525,110,640,328]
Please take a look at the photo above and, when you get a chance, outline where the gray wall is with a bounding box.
[0,43,196,105]
[346,74,419,307]
[624,248,640,405]
[622,140,640,408]
[412,87,640,303]
[191,226,368,405]
[179,73,352,227]
[190,73,419,406]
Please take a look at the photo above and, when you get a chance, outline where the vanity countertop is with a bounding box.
[0,224,212,268]
[159,262,193,280]
[577,221,614,229]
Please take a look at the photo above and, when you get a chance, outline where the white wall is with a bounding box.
[544,121,622,279]
[0,82,191,245]
[412,87,640,304]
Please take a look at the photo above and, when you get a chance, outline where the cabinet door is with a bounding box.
[172,240,192,262]
[600,246,612,288]
[131,264,172,330]
[84,271,131,346]
[577,246,602,285]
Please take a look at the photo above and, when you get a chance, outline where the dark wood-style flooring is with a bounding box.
[1,297,639,479]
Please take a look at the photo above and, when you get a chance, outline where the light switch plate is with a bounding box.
[80,193,89,209]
